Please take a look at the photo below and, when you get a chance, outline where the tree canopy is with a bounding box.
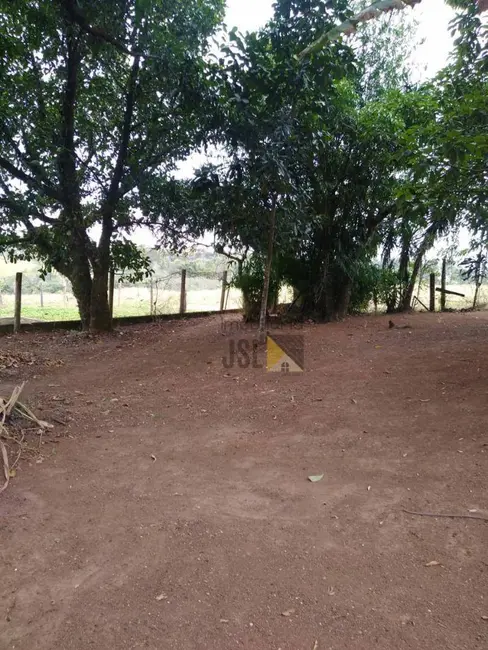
[0,0,224,329]
[1,0,486,328]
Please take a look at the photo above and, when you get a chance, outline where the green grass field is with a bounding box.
[0,286,243,322]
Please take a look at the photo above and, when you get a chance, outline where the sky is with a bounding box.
[226,0,456,79]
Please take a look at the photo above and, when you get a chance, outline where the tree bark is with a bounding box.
[401,249,423,312]
[473,283,481,309]
[440,258,447,311]
[335,276,353,320]
[70,267,92,329]
[314,239,332,320]
[258,196,277,341]
[51,226,93,330]
[89,209,112,331]
[89,264,111,331]
[397,236,410,309]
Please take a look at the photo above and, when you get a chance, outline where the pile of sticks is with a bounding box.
[0,383,52,494]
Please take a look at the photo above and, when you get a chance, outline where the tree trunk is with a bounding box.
[89,210,113,331]
[335,276,353,320]
[473,283,481,309]
[70,269,92,330]
[314,249,333,320]
[258,196,277,341]
[54,239,93,330]
[400,224,437,312]
[89,264,111,331]
[397,238,410,309]
[440,258,447,311]
[401,247,424,311]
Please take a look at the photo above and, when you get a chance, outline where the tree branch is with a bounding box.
[105,53,141,208]
[58,21,81,209]
[74,150,106,189]
[0,155,61,202]
[60,0,134,56]
[59,0,161,60]
[299,0,423,58]
[0,196,56,224]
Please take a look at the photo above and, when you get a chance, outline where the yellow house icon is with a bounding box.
[267,335,304,373]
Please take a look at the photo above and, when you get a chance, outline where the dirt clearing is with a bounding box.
[1,312,487,650]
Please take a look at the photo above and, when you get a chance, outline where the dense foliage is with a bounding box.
[1,0,486,327]
[0,0,224,329]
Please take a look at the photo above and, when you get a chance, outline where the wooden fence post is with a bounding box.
[180,269,187,314]
[440,258,447,311]
[429,273,436,312]
[220,270,228,312]
[14,272,22,333]
[108,269,115,324]
[149,280,154,316]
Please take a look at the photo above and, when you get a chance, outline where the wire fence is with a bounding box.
[0,268,243,326]
[2,256,488,327]
[413,258,488,312]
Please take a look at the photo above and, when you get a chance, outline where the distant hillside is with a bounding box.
[0,248,234,295]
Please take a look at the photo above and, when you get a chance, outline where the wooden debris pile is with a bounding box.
[0,351,64,371]
[0,383,53,494]
[0,351,36,370]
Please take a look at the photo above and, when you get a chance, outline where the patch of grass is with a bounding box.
[0,288,243,323]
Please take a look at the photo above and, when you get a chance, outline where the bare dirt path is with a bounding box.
[1,312,487,650]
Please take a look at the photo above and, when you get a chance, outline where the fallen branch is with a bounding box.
[0,384,53,493]
[403,509,488,522]
[0,441,9,494]
[0,382,25,421]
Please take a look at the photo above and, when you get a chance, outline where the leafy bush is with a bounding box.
[349,263,401,314]
[232,255,281,321]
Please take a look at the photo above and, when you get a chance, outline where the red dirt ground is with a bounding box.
[0,312,487,650]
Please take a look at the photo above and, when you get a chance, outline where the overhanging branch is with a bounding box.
[299,0,423,58]
[0,155,61,202]
[59,0,159,59]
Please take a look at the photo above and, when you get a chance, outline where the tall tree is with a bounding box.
[0,0,224,329]
[152,0,357,326]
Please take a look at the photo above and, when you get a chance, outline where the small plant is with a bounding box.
[349,262,401,314]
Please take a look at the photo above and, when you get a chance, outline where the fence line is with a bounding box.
[1,269,240,327]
